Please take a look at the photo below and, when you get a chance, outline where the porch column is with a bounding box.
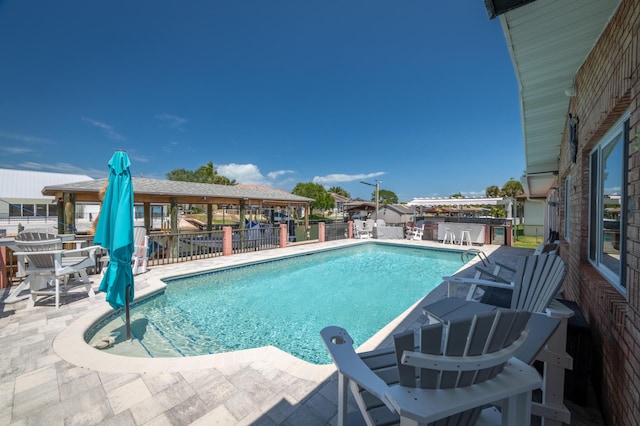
[63,192,76,234]
[57,198,64,234]
[206,204,213,231]
[170,197,178,259]
[280,223,287,248]
[223,226,232,256]
[0,246,7,289]
[304,203,310,240]
[144,202,151,232]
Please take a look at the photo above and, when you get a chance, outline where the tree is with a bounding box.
[500,178,524,198]
[500,178,525,224]
[291,182,335,214]
[486,185,500,197]
[328,186,350,198]
[450,192,463,198]
[375,189,398,204]
[166,161,236,185]
[166,162,236,214]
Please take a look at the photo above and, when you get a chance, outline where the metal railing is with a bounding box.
[145,225,282,267]
[325,222,349,241]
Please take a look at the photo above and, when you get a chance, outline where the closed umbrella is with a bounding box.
[94,150,135,340]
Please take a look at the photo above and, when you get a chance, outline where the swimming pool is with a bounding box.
[88,243,462,364]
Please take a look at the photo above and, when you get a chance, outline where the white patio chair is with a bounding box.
[9,238,97,309]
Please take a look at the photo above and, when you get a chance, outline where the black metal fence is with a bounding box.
[325,222,349,241]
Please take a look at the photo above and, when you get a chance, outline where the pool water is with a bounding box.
[88,244,462,364]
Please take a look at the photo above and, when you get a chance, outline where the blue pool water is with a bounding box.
[90,243,462,364]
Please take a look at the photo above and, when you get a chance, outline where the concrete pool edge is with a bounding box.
[53,239,481,382]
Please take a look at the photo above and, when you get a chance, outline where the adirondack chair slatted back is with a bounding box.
[511,253,566,313]
[15,228,58,242]
[394,310,531,426]
[14,239,63,269]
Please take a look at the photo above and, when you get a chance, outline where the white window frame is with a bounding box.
[564,176,571,242]
[588,110,629,292]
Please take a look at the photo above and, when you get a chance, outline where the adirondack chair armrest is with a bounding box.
[401,328,530,371]
[320,326,396,413]
[493,261,516,273]
[61,245,98,267]
[13,248,65,257]
[443,276,514,298]
[473,266,511,283]
[545,299,575,319]
[62,245,99,256]
[13,248,68,272]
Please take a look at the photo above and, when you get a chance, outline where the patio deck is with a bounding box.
[0,240,604,425]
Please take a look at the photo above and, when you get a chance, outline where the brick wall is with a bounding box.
[558,0,640,423]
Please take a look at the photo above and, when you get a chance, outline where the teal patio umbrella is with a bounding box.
[94,150,135,340]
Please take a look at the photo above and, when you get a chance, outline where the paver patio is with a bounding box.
[0,240,604,425]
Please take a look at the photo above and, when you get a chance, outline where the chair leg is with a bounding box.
[337,373,348,426]
[501,390,533,426]
[54,277,60,309]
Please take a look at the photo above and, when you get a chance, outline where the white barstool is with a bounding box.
[442,228,456,244]
[459,229,472,246]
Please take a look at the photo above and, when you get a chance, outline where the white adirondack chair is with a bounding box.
[131,226,149,275]
[9,238,97,309]
[321,309,540,426]
[101,226,149,275]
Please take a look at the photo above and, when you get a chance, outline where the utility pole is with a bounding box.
[360,180,382,224]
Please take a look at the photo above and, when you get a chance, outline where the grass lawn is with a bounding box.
[512,226,544,249]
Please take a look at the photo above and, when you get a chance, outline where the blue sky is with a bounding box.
[0,0,523,202]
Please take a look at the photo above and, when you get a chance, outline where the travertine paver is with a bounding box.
[0,239,603,425]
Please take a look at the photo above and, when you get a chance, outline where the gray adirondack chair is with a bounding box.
[321,309,541,426]
[445,253,567,313]
[9,238,97,309]
[439,253,573,425]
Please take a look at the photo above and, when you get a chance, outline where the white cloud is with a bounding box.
[17,161,106,177]
[312,171,385,185]
[267,169,295,179]
[156,113,188,130]
[0,130,54,144]
[217,163,267,185]
[461,190,488,198]
[82,117,125,141]
[1,146,33,154]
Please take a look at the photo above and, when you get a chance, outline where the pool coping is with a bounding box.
[53,238,476,383]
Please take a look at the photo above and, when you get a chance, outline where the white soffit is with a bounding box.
[499,0,619,196]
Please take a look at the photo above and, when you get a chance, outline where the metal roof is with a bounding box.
[42,177,313,206]
[0,168,93,199]
[494,0,620,197]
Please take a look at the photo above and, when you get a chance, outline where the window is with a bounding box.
[564,177,571,241]
[9,204,21,217]
[36,204,47,218]
[24,204,35,216]
[588,112,629,290]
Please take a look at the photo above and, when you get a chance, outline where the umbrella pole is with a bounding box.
[125,285,132,341]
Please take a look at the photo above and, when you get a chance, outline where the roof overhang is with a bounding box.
[41,177,312,206]
[483,0,537,19]
[490,0,620,198]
